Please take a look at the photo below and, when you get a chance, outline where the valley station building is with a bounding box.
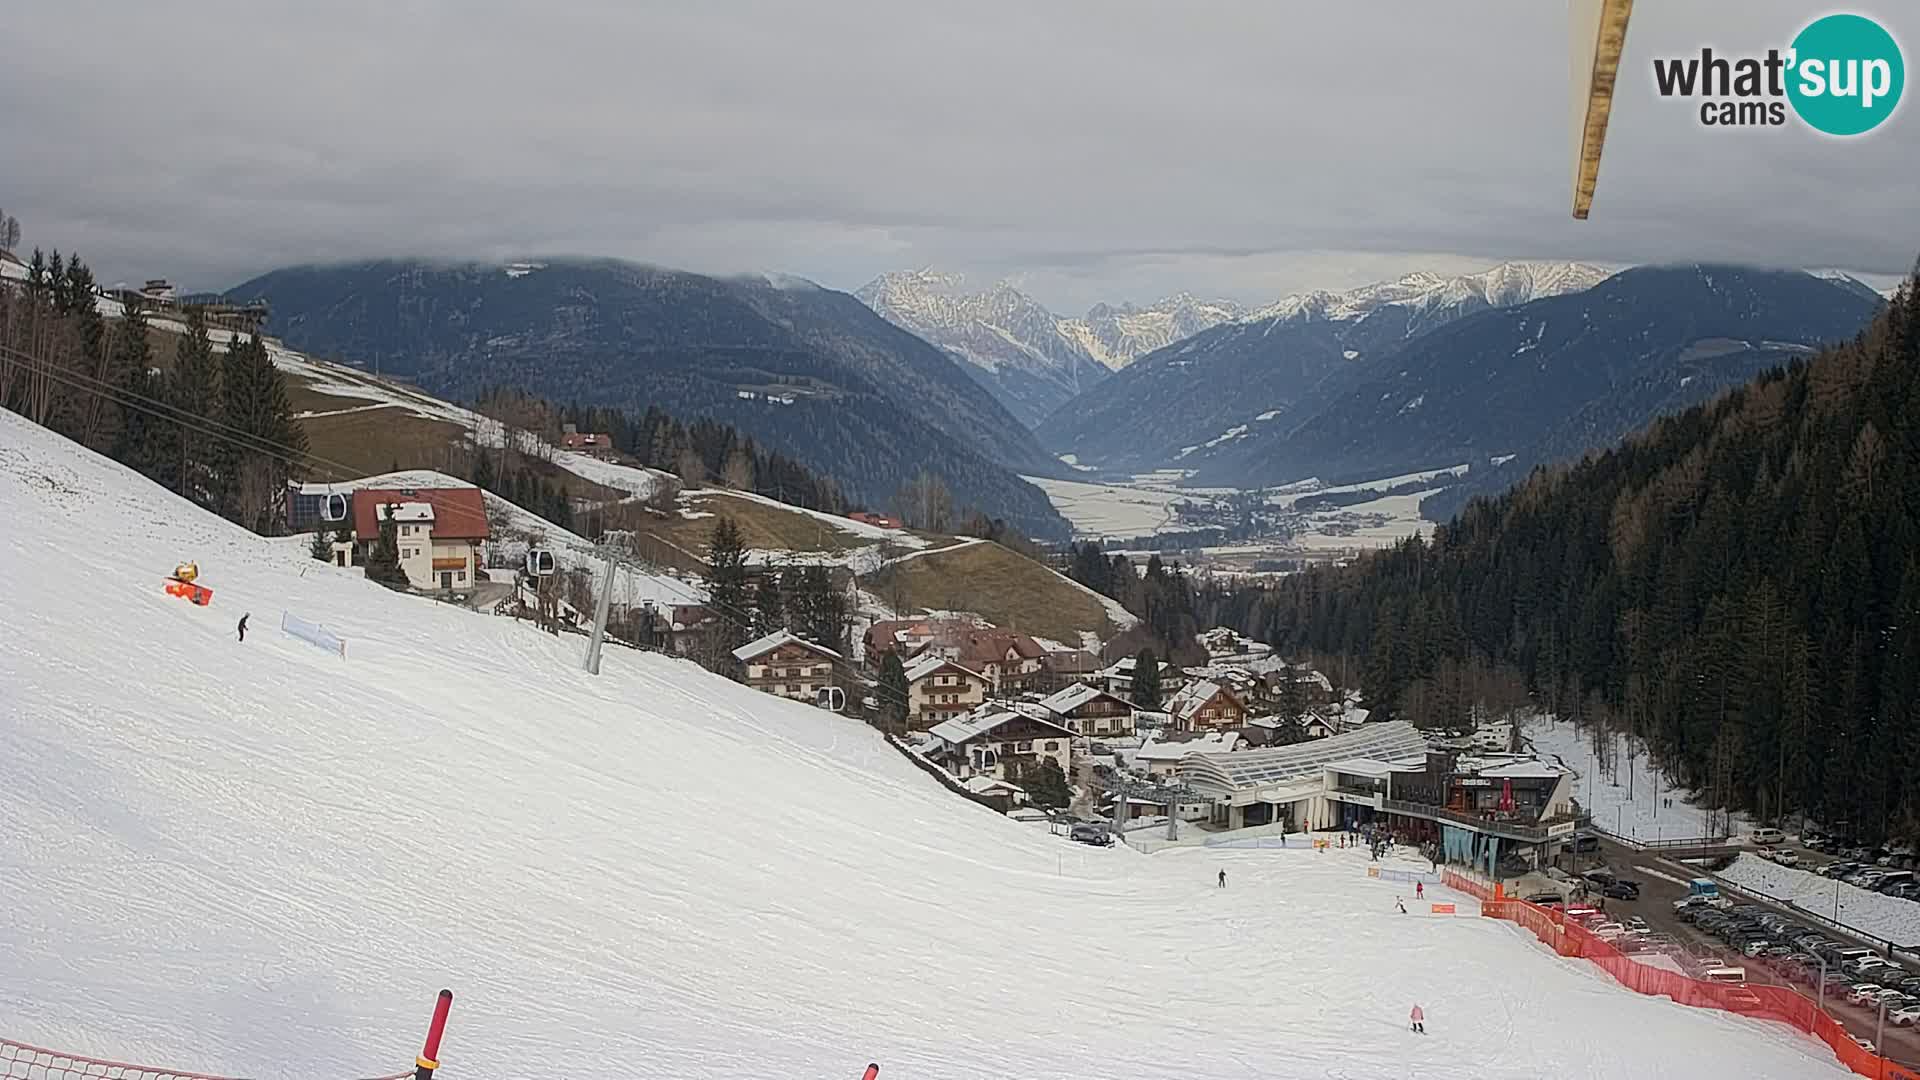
[1174,720,1582,875]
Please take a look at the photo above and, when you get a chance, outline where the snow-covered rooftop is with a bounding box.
[1037,682,1115,714]
[731,629,841,663]
[927,709,1071,746]
[374,502,434,523]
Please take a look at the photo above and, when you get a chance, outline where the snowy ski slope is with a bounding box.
[0,411,1852,1080]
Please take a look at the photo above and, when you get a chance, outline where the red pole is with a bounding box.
[416,989,454,1080]
[861,1065,879,1080]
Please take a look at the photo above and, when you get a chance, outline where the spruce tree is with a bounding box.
[877,651,910,734]
[704,516,750,654]
[362,507,409,589]
[311,528,334,562]
[1023,758,1073,810]
[750,574,786,637]
[1131,648,1162,709]
[167,308,222,508]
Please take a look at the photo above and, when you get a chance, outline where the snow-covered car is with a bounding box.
[1770,850,1800,867]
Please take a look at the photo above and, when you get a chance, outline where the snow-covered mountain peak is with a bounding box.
[1245,261,1612,326]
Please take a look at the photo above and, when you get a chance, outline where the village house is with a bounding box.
[1166,679,1248,733]
[904,655,991,728]
[863,616,977,665]
[1037,645,1101,693]
[1130,730,1242,778]
[350,488,489,591]
[1037,683,1137,739]
[1091,655,1182,699]
[958,629,1047,696]
[731,629,841,703]
[927,708,1075,784]
[846,511,903,529]
[560,423,616,458]
[1197,626,1274,666]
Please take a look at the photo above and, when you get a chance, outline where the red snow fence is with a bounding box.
[4,989,453,1080]
[1442,870,1919,1080]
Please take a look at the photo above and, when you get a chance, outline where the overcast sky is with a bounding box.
[4,1,1914,312]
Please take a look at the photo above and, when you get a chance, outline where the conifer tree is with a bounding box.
[703,516,750,656]
[362,507,409,589]
[1130,648,1162,709]
[877,651,910,734]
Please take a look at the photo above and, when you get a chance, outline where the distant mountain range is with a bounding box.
[856,270,1238,426]
[1041,261,1611,472]
[226,259,1073,539]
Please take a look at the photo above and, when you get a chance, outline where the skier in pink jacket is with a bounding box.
[1410,1004,1425,1033]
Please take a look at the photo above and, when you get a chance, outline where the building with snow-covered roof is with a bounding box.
[732,630,841,704]
[904,657,990,729]
[926,708,1074,783]
[1165,679,1247,733]
[1133,731,1242,777]
[1037,683,1136,738]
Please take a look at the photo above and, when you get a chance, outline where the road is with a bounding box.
[1591,837,1920,1064]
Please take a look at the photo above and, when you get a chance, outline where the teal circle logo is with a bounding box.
[1787,14,1904,135]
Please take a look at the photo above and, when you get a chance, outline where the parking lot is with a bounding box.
[1582,836,1920,1066]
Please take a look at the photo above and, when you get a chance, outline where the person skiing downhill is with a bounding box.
[237,613,249,642]
[1416,881,1424,900]
[1410,1004,1425,1033]
[1218,869,1227,889]
[1396,896,1407,913]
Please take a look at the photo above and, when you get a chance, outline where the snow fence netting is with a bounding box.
[1441,870,1920,1080]
[282,610,347,658]
[0,1039,408,1080]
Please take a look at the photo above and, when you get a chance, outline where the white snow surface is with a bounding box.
[0,412,1856,1080]
[1719,855,1920,945]
[1524,718,1751,842]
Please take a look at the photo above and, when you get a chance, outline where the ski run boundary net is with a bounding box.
[1442,869,1920,1080]
[0,1039,410,1080]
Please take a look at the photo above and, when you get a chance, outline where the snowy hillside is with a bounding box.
[0,412,1857,1080]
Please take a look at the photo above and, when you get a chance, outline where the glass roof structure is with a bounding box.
[1179,721,1430,793]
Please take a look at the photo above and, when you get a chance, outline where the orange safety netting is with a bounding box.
[1439,870,1920,1080]
[1,1039,411,1080]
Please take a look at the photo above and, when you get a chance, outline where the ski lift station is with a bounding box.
[1175,721,1582,876]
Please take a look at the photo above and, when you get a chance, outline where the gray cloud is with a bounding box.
[4,1,1914,312]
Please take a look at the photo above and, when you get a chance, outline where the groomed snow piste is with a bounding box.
[0,411,1852,1080]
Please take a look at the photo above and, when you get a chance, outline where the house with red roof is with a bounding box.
[350,487,490,592]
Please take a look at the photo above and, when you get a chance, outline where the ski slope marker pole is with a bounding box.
[416,989,454,1080]
[862,1065,879,1080]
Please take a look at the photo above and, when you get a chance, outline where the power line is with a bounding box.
[6,339,902,702]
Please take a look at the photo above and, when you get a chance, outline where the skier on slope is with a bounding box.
[1416,881,1424,900]
[1396,896,1407,913]
[1218,869,1227,889]
[1409,1004,1425,1033]
[237,613,250,642]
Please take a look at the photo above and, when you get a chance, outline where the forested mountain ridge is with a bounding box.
[1197,265,1882,492]
[1225,268,1920,840]
[226,259,1071,538]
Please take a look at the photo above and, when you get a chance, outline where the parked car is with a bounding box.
[1751,827,1787,845]
[1068,824,1113,846]
[1893,1005,1920,1027]
[1604,881,1640,901]
[1771,850,1801,867]
[1849,984,1883,1005]
[1852,1037,1877,1054]
[1871,966,1911,988]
